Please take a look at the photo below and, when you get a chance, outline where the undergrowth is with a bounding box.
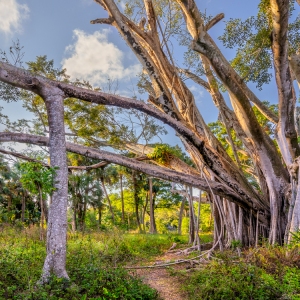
[0,226,168,299]
[179,246,300,300]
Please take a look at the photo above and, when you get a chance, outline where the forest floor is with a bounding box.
[129,248,192,300]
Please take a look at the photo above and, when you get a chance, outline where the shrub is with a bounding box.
[181,262,281,300]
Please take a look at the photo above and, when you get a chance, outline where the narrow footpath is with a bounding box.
[130,251,190,300]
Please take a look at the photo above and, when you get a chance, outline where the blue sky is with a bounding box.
[0,0,299,146]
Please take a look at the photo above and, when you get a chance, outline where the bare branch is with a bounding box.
[90,17,114,25]
[177,68,210,91]
[0,148,49,166]
[205,13,225,31]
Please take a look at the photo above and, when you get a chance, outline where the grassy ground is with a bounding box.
[0,226,191,299]
[0,226,170,299]
[3,225,300,300]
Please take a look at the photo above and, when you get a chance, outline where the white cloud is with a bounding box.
[61,30,141,86]
[189,85,204,98]
[0,0,29,35]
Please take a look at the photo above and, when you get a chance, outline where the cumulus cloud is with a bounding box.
[61,30,141,86]
[0,0,29,35]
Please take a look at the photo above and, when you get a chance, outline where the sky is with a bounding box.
[0,0,299,147]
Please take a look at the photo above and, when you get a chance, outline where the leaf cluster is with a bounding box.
[18,162,57,198]
[219,0,300,89]
[147,144,193,166]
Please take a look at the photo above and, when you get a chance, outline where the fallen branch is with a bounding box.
[123,250,210,269]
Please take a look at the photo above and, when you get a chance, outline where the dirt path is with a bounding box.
[131,252,189,300]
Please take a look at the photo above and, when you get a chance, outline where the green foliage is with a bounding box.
[18,162,57,199]
[148,144,194,166]
[0,227,160,299]
[252,101,278,136]
[289,231,300,246]
[123,233,178,258]
[182,262,281,299]
[27,55,69,81]
[181,246,300,300]
[219,0,300,89]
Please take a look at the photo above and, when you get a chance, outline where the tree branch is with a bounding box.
[0,61,267,212]
[0,148,49,166]
[177,68,210,91]
[0,131,264,212]
[270,0,300,164]
[90,17,114,25]
[205,13,225,31]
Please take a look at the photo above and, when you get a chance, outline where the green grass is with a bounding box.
[0,226,165,299]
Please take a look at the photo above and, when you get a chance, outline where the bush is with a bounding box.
[180,247,300,300]
[182,262,281,300]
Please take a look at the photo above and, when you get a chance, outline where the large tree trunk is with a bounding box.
[40,91,69,282]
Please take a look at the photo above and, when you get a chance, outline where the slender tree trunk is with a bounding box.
[120,174,125,223]
[149,177,157,234]
[7,196,11,213]
[21,193,25,222]
[178,196,186,235]
[77,197,85,231]
[40,91,69,282]
[132,170,142,232]
[38,184,45,241]
[100,177,115,223]
[194,191,202,250]
[187,187,195,244]
[142,192,149,231]
[98,206,102,226]
[71,205,76,232]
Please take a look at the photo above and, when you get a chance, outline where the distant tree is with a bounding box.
[18,162,56,240]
